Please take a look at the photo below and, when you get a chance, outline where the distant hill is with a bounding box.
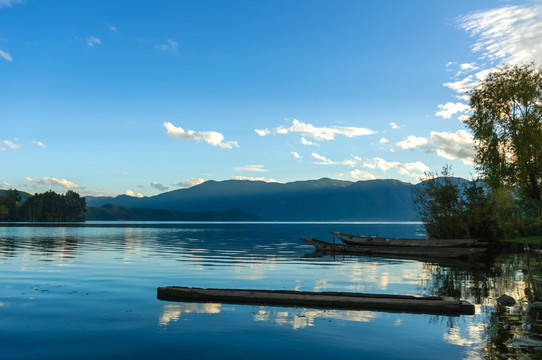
[86,178,419,221]
[0,189,33,202]
[87,204,261,221]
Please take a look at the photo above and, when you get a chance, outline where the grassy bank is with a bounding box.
[502,236,542,246]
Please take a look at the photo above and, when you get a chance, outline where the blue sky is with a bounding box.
[2,0,542,197]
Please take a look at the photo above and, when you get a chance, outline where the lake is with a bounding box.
[0,222,533,359]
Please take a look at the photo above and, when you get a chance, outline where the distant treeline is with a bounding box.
[0,189,86,222]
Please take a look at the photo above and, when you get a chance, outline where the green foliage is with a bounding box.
[413,166,538,240]
[465,63,542,229]
[414,63,542,239]
[501,235,542,245]
[412,166,467,239]
[492,187,522,238]
[0,205,8,220]
[412,166,499,240]
[8,189,87,222]
[0,189,22,221]
[462,180,500,240]
[62,190,87,221]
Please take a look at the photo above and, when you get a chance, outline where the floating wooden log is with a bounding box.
[157,286,475,316]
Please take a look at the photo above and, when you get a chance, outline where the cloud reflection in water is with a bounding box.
[159,303,222,326]
[254,307,379,329]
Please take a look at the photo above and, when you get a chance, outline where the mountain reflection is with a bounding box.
[3,223,540,358]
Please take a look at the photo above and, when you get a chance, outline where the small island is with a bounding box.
[0,189,86,222]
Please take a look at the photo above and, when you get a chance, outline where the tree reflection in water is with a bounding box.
[421,253,542,358]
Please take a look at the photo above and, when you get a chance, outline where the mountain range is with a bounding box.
[86,178,419,221]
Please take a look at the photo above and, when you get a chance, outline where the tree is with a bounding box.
[412,165,499,240]
[412,166,470,239]
[18,194,38,222]
[6,189,21,220]
[0,204,8,221]
[63,190,86,221]
[0,189,22,221]
[462,180,500,241]
[17,190,87,222]
[465,63,542,218]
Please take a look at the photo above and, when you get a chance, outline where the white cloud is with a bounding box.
[294,147,436,180]
[474,69,492,81]
[269,119,375,141]
[156,39,178,52]
[32,140,45,147]
[435,102,471,119]
[0,0,23,8]
[460,63,478,72]
[109,25,118,32]
[312,154,430,180]
[87,36,102,47]
[300,137,317,146]
[125,190,144,198]
[360,157,395,171]
[396,136,428,150]
[358,157,429,178]
[292,151,302,159]
[395,131,476,164]
[441,68,492,100]
[398,161,431,176]
[171,178,205,189]
[443,4,542,101]
[446,62,480,78]
[379,138,389,144]
[311,153,356,166]
[428,130,476,164]
[460,5,542,66]
[234,165,268,173]
[349,169,377,180]
[1,181,11,189]
[164,122,239,149]
[78,187,117,197]
[151,182,169,192]
[230,176,279,183]
[312,152,331,164]
[0,50,12,62]
[443,75,475,94]
[390,122,401,129]
[26,176,80,189]
[2,140,20,150]
[254,128,270,136]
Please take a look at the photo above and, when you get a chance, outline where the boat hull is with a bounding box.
[303,237,485,259]
[330,231,476,247]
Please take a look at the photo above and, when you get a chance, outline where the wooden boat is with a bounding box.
[157,286,475,316]
[302,237,485,259]
[330,231,476,247]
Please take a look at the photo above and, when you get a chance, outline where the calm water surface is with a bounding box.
[0,222,531,359]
